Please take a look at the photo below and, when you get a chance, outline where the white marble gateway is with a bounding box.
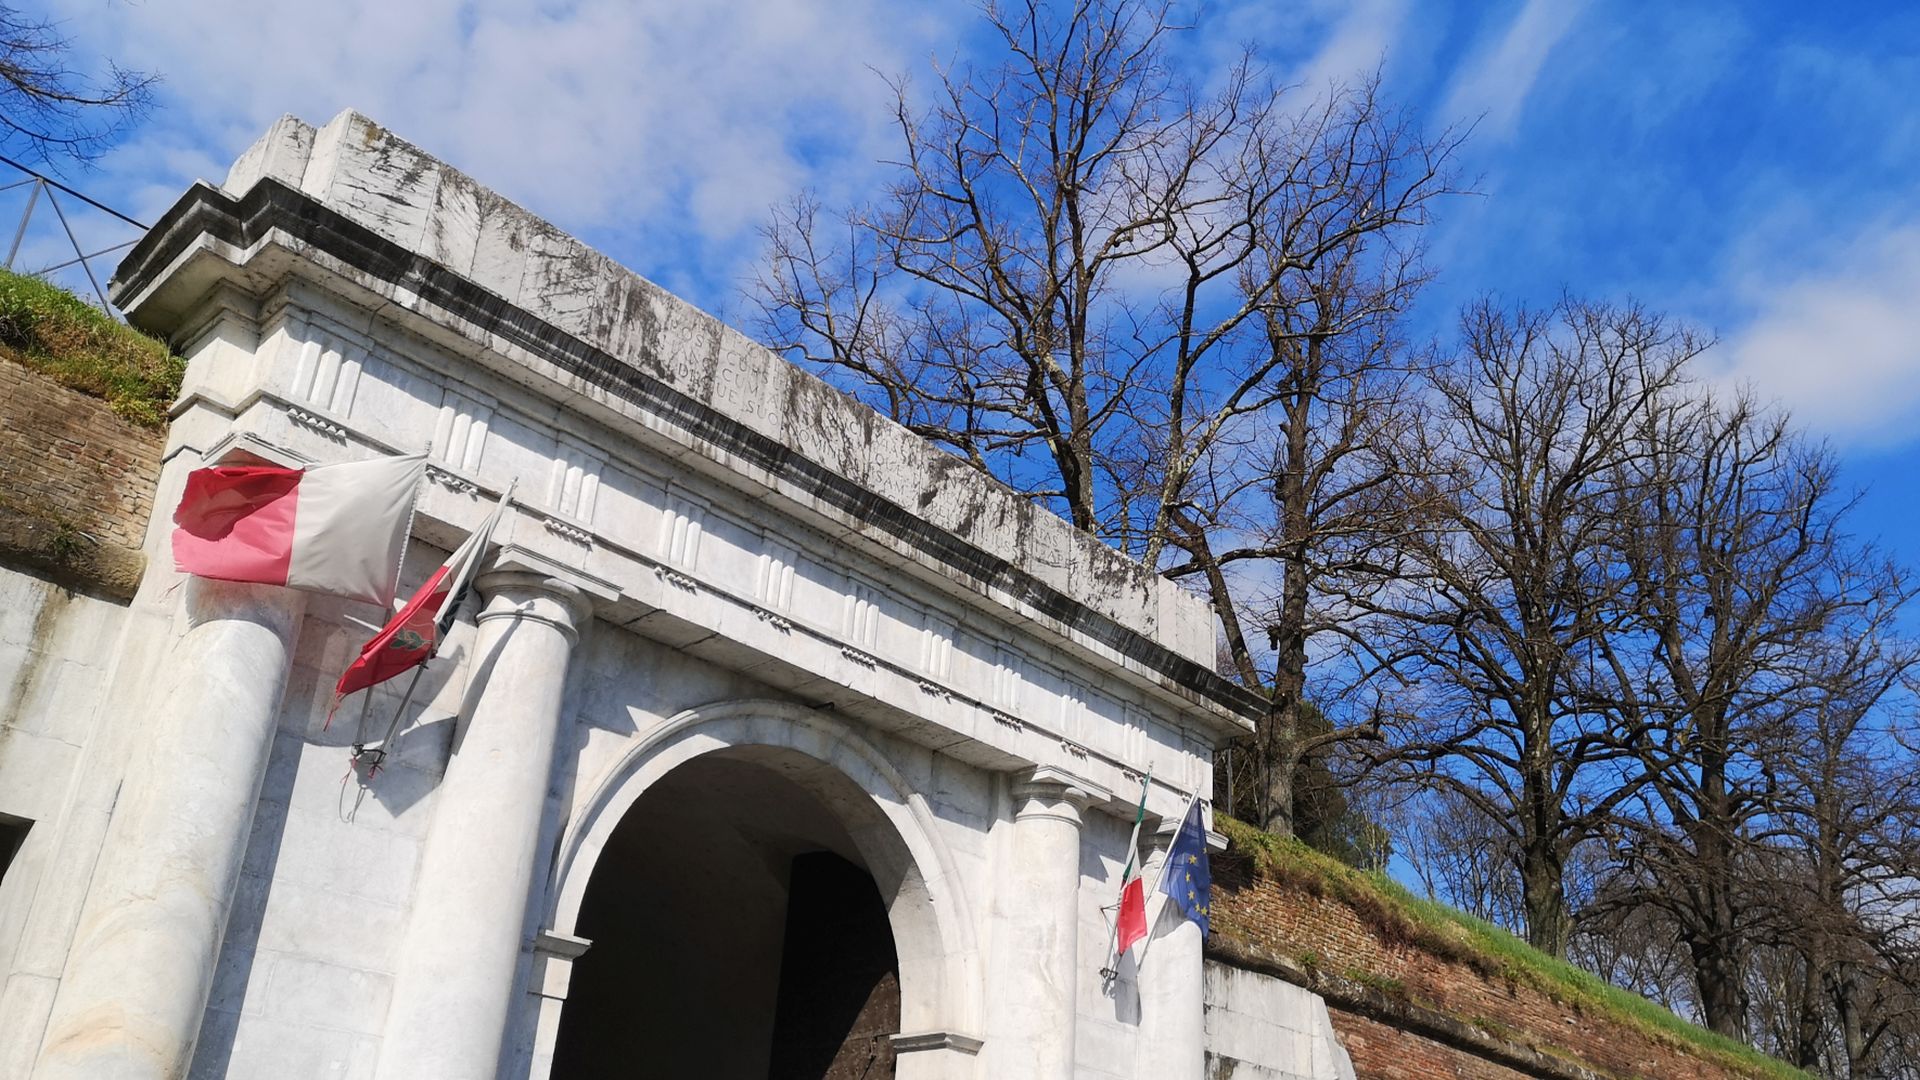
[0,110,1352,1080]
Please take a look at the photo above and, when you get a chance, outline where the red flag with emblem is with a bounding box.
[327,492,509,724]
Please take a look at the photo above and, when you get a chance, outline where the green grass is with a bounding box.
[1216,816,1807,1079]
[0,268,181,427]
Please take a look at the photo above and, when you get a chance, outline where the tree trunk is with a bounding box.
[1686,736,1747,1039]
[1686,932,1746,1040]
[1260,376,1313,838]
[1518,840,1569,957]
[1261,721,1297,837]
[1790,943,1824,1069]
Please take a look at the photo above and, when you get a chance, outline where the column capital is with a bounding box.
[1010,765,1106,823]
[1149,812,1229,854]
[474,570,593,643]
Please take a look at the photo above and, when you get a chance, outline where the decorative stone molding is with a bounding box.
[474,571,593,645]
[548,441,603,523]
[917,678,950,701]
[755,536,798,613]
[891,1030,984,1056]
[654,565,698,592]
[542,514,592,546]
[285,320,365,414]
[202,430,309,468]
[433,388,494,473]
[918,614,954,680]
[426,463,479,494]
[486,542,620,610]
[752,606,794,632]
[286,405,347,439]
[532,929,592,961]
[989,708,1023,732]
[840,645,877,668]
[114,169,1272,737]
[657,491,706,572]
[1010,764,1108,820]
[842,580,881,652]
[991,644,1025,716]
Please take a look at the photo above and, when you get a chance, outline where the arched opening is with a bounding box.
[552,751,902,1078]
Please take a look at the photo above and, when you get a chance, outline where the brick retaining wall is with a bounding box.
[1208,848,1781,1080]
[0,357,162,597]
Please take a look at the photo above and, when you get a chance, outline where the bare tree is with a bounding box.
[0,6,154,165]
[1158,158,1443,834]
[1600,390,1916,1038]
[1764,667,1920,1076]
[1361,297,1699,956]
[756,0,1459,835]
[1396,786,1529,930]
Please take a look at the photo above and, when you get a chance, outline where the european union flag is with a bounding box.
[1159,797,1210,936]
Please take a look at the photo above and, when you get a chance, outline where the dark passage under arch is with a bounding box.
[552,754,900,1079]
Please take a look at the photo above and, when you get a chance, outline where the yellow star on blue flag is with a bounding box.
[1159,797,1211,937]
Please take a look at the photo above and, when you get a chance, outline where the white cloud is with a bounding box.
[1291,0,1410,95]
[1196,0,1409,96]
[41,0,961,312]
[1439,0,1588,138]
[1713,223,1920,448]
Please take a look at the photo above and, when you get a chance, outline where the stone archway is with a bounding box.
[553,752,902,1076]
[537,701,981,1080]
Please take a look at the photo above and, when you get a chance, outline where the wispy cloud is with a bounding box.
[1712,221,1920,448]
[1439,0,1588,138]
[42,0,961,313]
[1290,0,1411,94]
[1197,0,1411,95]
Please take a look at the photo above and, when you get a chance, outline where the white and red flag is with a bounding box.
[329,490,510,722]
[171,453,426,608]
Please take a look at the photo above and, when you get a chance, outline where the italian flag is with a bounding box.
[171,453,426,608]
[1115,772,1152,958]
[329,491,510,719]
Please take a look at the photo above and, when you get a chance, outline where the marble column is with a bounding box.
[33,578,306,1080]
[981,767,1095,1080]
[374,571,588,1080]
[1136,819,1205,1080]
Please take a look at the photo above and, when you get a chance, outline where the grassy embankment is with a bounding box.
[1217,816,1806,1080]
[0,267,181,426]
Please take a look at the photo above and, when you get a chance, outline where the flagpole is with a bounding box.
[348,479,515,775]
[1147,787,1202,898]
[350,665,427,777]
[385,448,430,612]
[1135,786,1203,969]
[1100,765,1152,982]
[431,478,515,658]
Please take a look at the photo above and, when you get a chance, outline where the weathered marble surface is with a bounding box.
[1205,962,1357,1080]
[218,111,1215,672]
[0,110,1358,1080]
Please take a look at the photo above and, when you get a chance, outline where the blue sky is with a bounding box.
[23,0,1920,556]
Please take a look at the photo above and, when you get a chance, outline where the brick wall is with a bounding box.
[0,358,162,598]
[1208,849,1782,1080]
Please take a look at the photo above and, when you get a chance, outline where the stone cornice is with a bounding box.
[111,177,1267,731]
